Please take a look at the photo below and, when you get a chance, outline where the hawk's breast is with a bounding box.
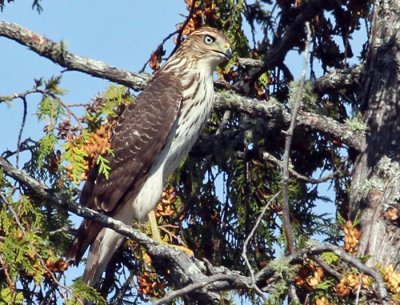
[129,70,215,220]
[163,72,215,177]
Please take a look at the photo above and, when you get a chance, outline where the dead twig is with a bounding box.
[280,21,312,303]
[152,274,247,305]
[263,152,347,184]
[281,22,312,255]
[241,191,281,298]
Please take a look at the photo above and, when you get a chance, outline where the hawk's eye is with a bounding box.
[203,35,215,45]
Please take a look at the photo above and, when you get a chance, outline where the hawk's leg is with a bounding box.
[148,210,162,242]
[147,210,193,256]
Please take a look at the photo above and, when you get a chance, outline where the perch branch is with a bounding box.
[0,156,241,303]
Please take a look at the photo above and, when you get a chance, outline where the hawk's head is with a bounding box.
[175,27,232,70]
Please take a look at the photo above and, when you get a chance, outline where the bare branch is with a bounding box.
[1,84,84,138]
[313,65,362,94]
[152,274,248,305]
[0,88,41,104]
[0,192,26,233]
[263,152,347,184]
[42,88,83,129]
[139,29,179,73]
[281,22,312,256]
[296,111,365,150]
[238,57,361,94]
[241,191,281,298]
[311,256,341,280]
[0,20,150,90]
[169,0,197,56]
[16,96,27,168]
[214,94,365,151]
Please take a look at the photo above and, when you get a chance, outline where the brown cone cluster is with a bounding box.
[295,263,325,289]
[342,220,361,254]
[382,265,400,294]
[334,273,371,297]
[156,187,179,218]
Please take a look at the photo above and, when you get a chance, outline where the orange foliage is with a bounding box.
[156,187,179,218]
[342,220,362,254]
[382,265,400,294]
[314,297,334,305]
[136,271,166,298]
[149,45,165,72]
[181,0,219,35]
[295,263,325,289]
[66,122,113,181]
[334,273,371,297]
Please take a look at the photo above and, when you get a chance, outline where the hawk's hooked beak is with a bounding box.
[213,43,232,62]
[222,43,232,60]
[224,47,232,60]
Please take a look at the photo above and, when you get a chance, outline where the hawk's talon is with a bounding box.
[148,210,194,257]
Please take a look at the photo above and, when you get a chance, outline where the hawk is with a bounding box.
[67,27,231,287]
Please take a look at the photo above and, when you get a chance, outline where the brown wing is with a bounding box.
[67,72,182,263]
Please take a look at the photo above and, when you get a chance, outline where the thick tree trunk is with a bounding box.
[350,0,400,271]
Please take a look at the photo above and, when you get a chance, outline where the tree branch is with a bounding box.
[254,0,337,76]
[253,243,390,305]
[313,65,363,94]
[302,245,390,305]
[281,22,312,256]
[296,111,365,150]
[238,57,362,95]
[214,94,365,151]
[0,20,150,90]
[262,152,346,184]
[242,191,281,298]
[152,274,249,305]
[0,157,157,247]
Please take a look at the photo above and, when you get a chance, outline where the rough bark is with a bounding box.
[350,0,400,271]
